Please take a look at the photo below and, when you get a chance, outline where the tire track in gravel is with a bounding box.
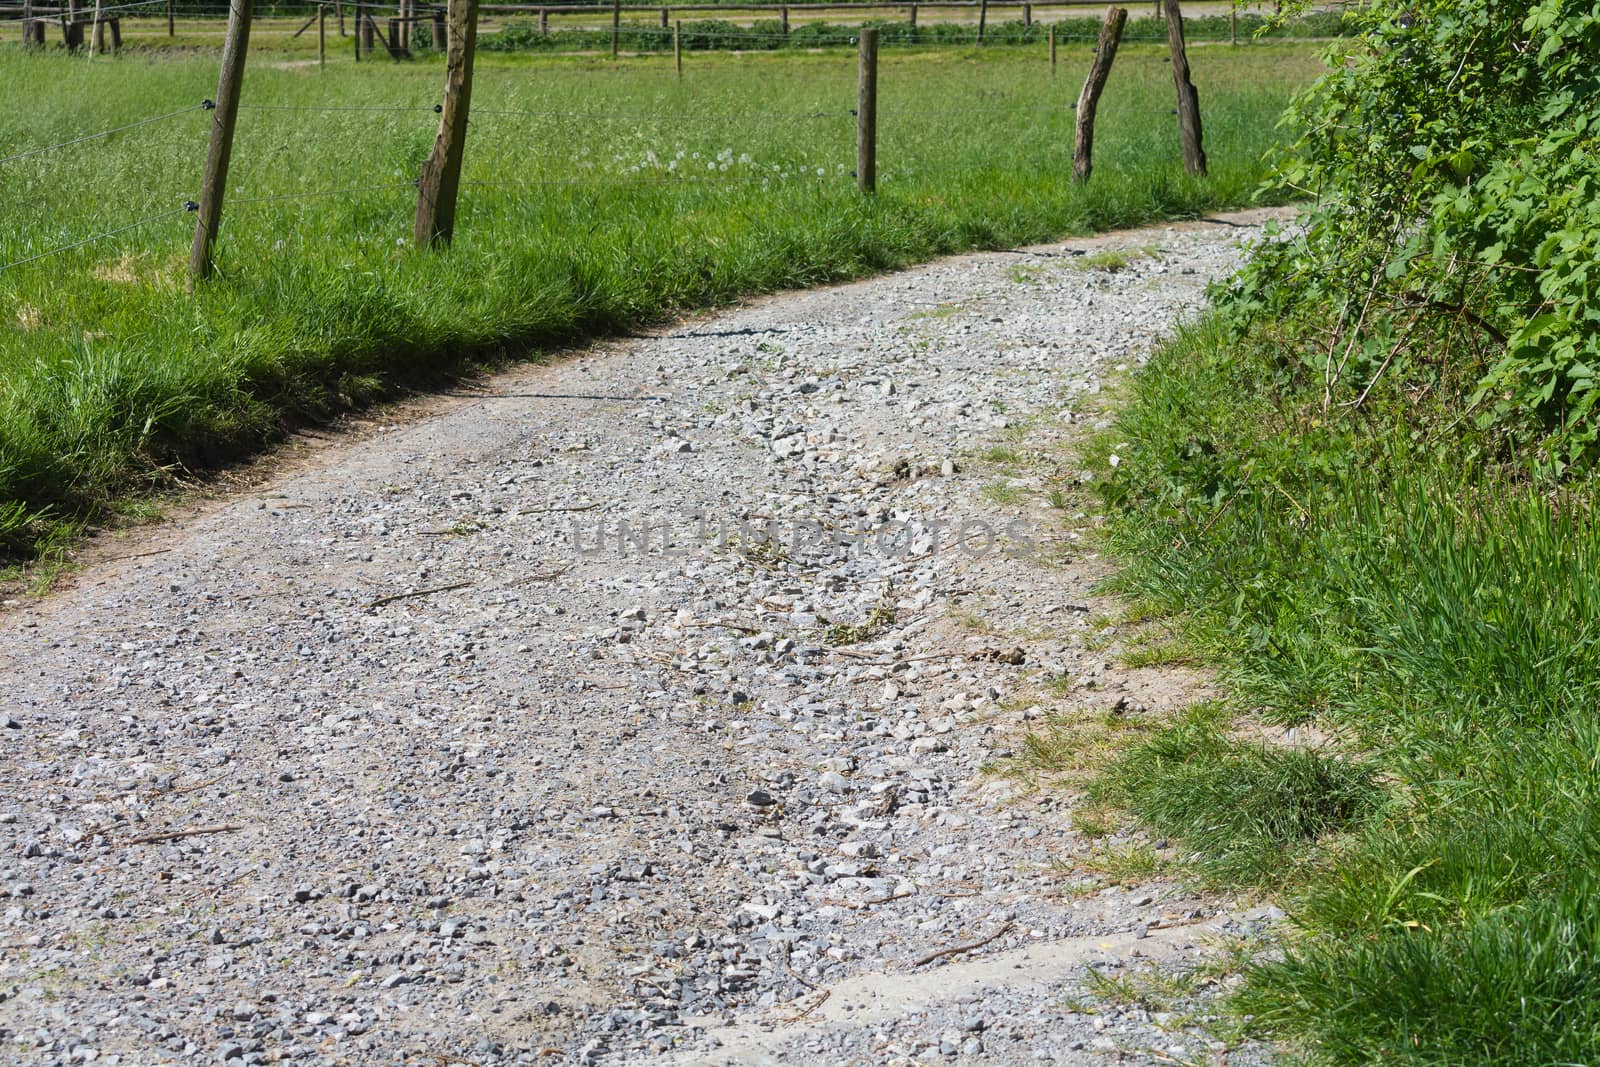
[0,208,1288,1067]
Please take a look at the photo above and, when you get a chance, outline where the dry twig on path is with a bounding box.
[912,920,1015,967]
[123,823,241,846]
[364,581,474,610]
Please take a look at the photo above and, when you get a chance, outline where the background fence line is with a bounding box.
[0,0,1284,279]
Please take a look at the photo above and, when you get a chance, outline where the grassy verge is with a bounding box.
[0,42,1321,557]
[1079,312,1600,1061]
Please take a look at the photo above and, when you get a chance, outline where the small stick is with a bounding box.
[364,581,473,609]
[98,547,174,564]
[123,823,240,846]
[823,889,913,909]
[518,503,600,514]
[912,920,1014,967]
[146,773,227,801]
[783,961,818,990]
[780,988,829,1023]
[684,620,764,635]
[507,565,572,588]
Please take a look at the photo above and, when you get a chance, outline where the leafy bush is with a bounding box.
[1227,0,1600,474]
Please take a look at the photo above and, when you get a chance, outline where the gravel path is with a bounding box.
[0,210,1286,1067]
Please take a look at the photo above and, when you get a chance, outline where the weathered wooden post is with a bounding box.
[1072,5,1125,182]
[362,11,375,52]
[108,15,120,50]
[190,0,255,282]
[908,2,916,29]
[166,0,174,35]
[658,6,667,28]
[673,18,681,75]
[318,3,326,63]
[538,7,547,32]
[88,0,103,56]
[1048,23,1055,76]
[780,4,788,35]
[856,27,877,194]
[337,0,345,36]
[388,15,402,55]
[976,0,986,43]
[1229,5,1236,44]
[610,0,620,58]
[432,6,445,46]
[414,0,479,247]
[1023,2,1031,27]
[1162,0,1205,174]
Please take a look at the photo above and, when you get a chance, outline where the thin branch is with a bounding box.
[912,920,1014,967]
[123,823,240,846]
[364,581,473,610]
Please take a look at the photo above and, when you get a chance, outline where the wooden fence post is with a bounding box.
[166,0,173,35]
[336,0,345,36]
[361,10,374,51]
[976,0,986,43]
[856,27,877,194]
[414,0,479,248]
[673,18,681,75]
[780,4,788,35]
[1023,2,1031,27]
[907,2,916,29]
[388,16,402,55]
[610,0,620,58]
[318,3,326,63]
[190,0,254,282]
[1072,5,1125,183]
[538,7,547,32]
[1048,23,1055,76]
[108,14,119,50]
[658,6,666,27]
[433,6,445,45]
[1162,0,1205,174]
[1229,5,1236,44]
[88,0,102,57]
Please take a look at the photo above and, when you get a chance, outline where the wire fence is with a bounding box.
[0,81,864,275]
[0,0,1273,279]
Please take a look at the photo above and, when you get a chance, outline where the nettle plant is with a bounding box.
[1224,0,1600,474]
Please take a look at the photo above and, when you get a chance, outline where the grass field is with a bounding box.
[0,40,1322,558]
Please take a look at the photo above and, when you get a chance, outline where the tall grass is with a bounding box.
[0,43,1319,554]
[1092,318,1600,1063]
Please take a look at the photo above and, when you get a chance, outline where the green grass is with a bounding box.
[1089,312,1600,1061]
[0,42,1320,556]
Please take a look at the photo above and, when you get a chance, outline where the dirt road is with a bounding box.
[0,210,1284,1066]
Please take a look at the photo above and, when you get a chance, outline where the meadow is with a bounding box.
[0,38,1322,556]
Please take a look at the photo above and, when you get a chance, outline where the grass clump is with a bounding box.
[1098,707,1383,887]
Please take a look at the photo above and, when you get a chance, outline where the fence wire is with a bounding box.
[0,206,190,275]
[0,103,205,167]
